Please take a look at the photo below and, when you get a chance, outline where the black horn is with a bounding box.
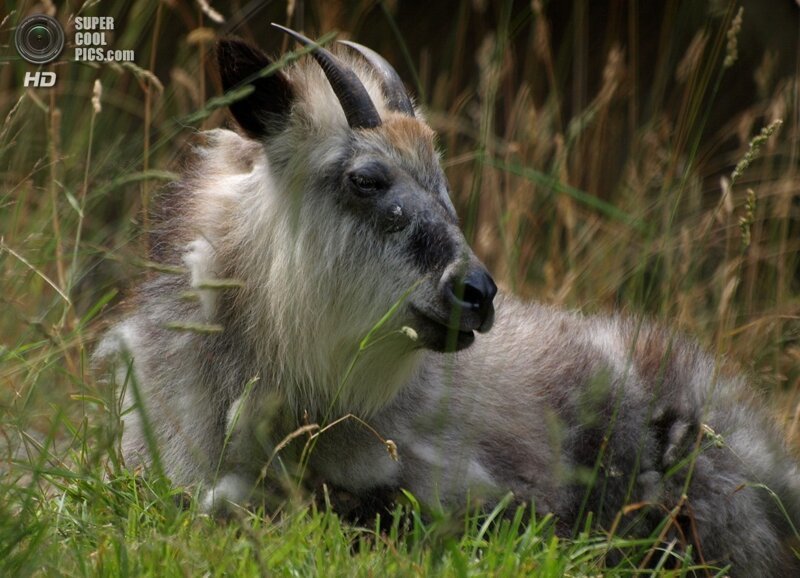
[339,40,415,117]
[271,23,382,130]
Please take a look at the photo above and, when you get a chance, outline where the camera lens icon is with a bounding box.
[15,14,65,65]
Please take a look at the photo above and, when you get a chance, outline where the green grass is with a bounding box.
[2,464,720,576]
[2,0,799,576]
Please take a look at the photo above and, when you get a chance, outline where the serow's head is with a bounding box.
[217,26,496,353]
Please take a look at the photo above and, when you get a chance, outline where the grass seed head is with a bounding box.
[723,7,744,69]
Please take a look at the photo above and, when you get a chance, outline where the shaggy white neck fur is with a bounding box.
[190,130,424,418]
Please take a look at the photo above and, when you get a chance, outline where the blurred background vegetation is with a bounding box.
[0,0,799,574]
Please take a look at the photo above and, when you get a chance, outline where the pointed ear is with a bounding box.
[217,38,294,139]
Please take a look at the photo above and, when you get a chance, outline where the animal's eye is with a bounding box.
[348,165,389,196]
[350,174,379,190]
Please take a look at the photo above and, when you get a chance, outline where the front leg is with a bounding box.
[202,472,258,514]
[202,388,289,514]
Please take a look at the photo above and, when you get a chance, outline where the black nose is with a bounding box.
[443,267,497,333]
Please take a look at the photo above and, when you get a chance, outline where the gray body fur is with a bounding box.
[96,39,800,576]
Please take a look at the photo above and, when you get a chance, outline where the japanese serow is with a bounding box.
[96,25,800,576]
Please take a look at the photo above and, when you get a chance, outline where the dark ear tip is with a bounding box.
[216,36,243,54]
[216,37,231,57]
[216,37,274,91]
[216,37,243,70]
[217,37,263,61]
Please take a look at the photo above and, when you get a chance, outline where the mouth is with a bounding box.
[408,305,478,352]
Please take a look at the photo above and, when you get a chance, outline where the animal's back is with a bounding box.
[346,297,800,575]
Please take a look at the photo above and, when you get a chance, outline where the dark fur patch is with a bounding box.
[407,220,457,272]
[650,407,699,469]
[319,484,399,528]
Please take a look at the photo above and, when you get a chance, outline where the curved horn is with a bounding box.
[339,40,415,117]
[271,23,382,130]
